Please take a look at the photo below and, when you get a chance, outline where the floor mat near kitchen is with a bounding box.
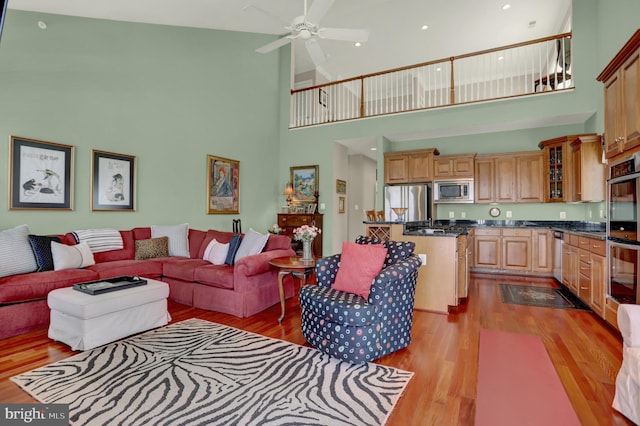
[498,284,591,311]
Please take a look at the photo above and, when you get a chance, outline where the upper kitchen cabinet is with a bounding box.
[539,133,603,202]
[570,134,605,202]
[597,29,640,159]
[384,148,440,184]
[474,151,541,203]
[433,154,476,179]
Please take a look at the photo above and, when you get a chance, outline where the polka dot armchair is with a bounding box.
[299,236,421,364]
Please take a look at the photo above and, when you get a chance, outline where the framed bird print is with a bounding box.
[9,136,74,210]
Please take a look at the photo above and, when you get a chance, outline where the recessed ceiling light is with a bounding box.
[355,42,361,47]
[421,25,429,30]
[436,67,441,72]
[498,56,504,61]
[370,147,377,151]
[37,21,47,29]
[502,4,511,10]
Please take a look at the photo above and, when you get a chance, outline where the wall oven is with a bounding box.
[607,153,640,305]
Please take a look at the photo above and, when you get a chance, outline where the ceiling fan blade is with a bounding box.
[317,27,370,43]
[305,0,335,25]
[305,38,327,66]
[256,36,294,54]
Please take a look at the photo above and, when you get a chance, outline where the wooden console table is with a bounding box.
[277,213,323,257]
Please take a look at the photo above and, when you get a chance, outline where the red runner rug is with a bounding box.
[475,329,580,426]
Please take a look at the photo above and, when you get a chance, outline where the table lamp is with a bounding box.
[283,183,294,206]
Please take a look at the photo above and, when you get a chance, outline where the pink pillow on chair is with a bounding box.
[333,241,387,299]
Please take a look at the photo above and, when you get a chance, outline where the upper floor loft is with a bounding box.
[290,33,573,129]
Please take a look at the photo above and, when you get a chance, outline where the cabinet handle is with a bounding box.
[580,286,589,290]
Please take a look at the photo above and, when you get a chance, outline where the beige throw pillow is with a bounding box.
[135,237,169,260]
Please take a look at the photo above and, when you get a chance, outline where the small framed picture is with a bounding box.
[9,136,74,210]
[207,155,240,214]
[91,150,136,211]
[306,203,317,214]
[338,196,345,213]
[336,179,346,194]
[319,88,327,107]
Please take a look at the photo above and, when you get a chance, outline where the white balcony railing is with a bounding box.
[290,33,572,128]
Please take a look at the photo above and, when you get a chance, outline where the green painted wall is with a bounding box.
[0,11,283,234]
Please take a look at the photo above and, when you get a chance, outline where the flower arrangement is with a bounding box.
[293,224,321,242]
[268,224,281,234]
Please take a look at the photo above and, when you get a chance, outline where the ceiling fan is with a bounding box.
[252,0,369,66]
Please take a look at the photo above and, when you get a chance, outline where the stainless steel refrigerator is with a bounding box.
[384,184,432,222]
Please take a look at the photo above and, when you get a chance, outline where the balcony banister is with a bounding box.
[290,32,573,128]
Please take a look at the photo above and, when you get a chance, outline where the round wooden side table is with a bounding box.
[269,256,318,323]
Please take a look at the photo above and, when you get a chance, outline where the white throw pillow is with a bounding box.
[234,228,269,262]
[202,239,229,265]
[51,241,96,271]
[0,224,38,278]
[151,223,189,257]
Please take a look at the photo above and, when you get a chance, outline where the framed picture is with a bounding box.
[207,155,240,214]
[91,150,136,211]
[319,88,327,107]
[290,165,318,204]
[338,196,345,213]
[336,179,346,194]
[9,136,74,210]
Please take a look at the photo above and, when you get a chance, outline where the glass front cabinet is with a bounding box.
[539,137,569,202]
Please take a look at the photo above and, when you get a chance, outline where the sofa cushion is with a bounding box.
[135,237,169,260]
[194,264,235,289]
[86,259,164,280]
[0,225,38,278]
[188,229,207,259]
[132,227,151,240]
[333,241,387,299]
[234,228,269,262]
[51,241,96,271]
[93,230,135,263]
[264,234,292,251]
[225,234,243,265]
[203,239,229,265]
[197,230,237,258]
[163,258,210,282]
[28,235,61,272]
[151,223,189,257]
[0,269,99,304]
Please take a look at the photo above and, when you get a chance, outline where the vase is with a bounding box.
[301,239,314,261]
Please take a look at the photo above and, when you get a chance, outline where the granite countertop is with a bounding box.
[399,220,606,239]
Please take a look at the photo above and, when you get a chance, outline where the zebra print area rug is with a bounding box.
[11,318,413,426]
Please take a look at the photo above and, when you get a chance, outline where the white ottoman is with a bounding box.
[48,279,171,351]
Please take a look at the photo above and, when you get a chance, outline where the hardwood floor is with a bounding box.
[0,274,634,425]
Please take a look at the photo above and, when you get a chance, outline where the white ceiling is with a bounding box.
[8,0,574,158]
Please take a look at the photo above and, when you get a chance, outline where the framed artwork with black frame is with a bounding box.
[290,164,318,204]
[207,154,240,214]
[91,149,136,211]
[9,136,74,210]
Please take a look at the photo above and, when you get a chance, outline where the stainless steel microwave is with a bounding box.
[434,179,474,203]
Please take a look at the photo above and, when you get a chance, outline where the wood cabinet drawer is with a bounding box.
[278,214,312,227]
[578,248,590,264]
[474,228,501,236]
[501,228,532,237]
[567,234,580,247]
[578,237,591,249]
[589,238,606,256]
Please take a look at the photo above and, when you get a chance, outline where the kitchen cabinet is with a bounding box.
[502,228,532,272]
[597,30,640,159]
[539,136,573,202]
[560,232,607,317]
[456,235,469,299]
[474,152,542,203]
[277,213,323,257]
[570,135,605,202]
[516,152,545,203]
[473,228,501,269]
[383,148,440,184]
[532,229,553,274]
[433,154,475,179]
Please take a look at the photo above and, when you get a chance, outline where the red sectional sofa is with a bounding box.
[0,227,295,340]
